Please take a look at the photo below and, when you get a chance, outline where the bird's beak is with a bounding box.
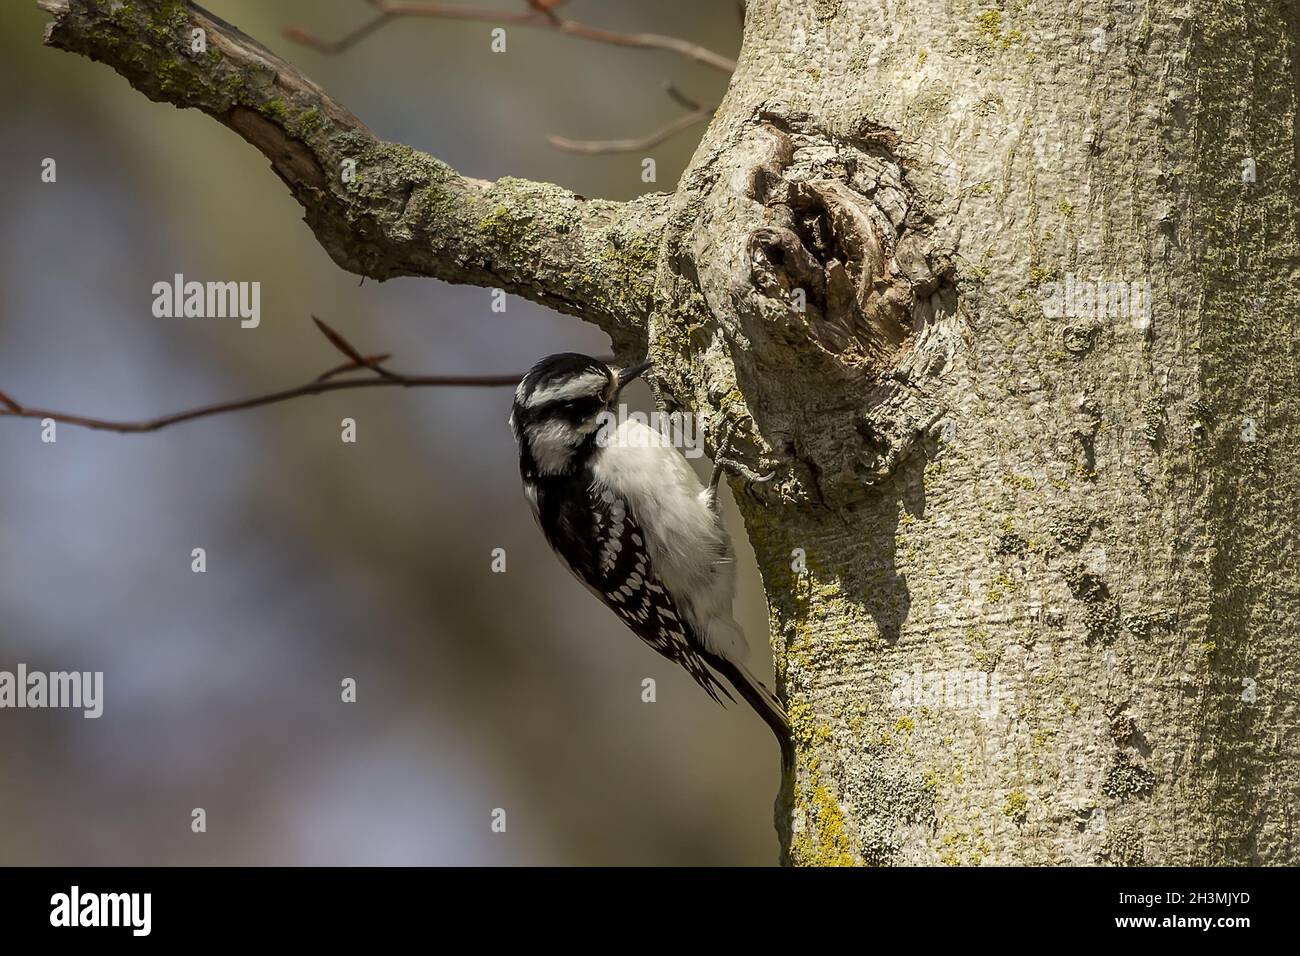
[615,359,653,393]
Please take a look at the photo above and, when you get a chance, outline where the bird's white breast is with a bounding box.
[588,419,746,661]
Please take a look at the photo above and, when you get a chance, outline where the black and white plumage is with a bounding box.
[509,353,794,769]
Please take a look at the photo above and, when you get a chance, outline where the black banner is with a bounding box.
[0,866,1282,942]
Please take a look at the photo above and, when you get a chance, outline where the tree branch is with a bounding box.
[38,0,670,351]
[282,0,737,73]
[0,317,526,434]
[548,83,717,155]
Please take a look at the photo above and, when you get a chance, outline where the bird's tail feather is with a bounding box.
[703,652,795,772]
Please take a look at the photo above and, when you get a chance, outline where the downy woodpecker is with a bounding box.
[509,353,793,770]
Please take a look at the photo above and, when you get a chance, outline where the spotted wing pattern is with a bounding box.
[540,478,732,704]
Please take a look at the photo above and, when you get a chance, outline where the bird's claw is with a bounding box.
[710,418,777,505]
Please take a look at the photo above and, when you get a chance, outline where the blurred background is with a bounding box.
[0,1,783,865]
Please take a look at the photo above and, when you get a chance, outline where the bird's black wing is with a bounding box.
[537,477,734,704]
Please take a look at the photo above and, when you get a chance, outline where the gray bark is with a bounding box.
[38,0,667,353]
[41,0,1300,865]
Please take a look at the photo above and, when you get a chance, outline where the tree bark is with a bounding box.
[41,0,1300,865]
[38,0,668,353]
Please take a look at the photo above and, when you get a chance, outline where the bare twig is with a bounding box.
[314,353,393,383]
[548,107,715,154]
[40,0,672,345]
[663,82,704,112]
[0,318,523,435]
[311,315,402,381]
[283,1,737,73]
[283,1,736,160]
[524,0,564,26]
[549,82,717,155]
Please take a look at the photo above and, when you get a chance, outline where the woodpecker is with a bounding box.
[509,353,794,770]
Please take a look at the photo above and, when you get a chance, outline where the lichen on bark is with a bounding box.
[39,0,668,348]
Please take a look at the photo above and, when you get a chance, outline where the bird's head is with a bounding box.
[509,352,652,476]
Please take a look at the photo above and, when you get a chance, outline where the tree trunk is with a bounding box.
[656,0,1299,864]
[40,0,1299,864]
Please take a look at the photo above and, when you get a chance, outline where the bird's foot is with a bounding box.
[710,418,776,506]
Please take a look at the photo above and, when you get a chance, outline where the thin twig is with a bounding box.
[314,353,393,382]
[524,0,563,26]
[311,314,403,381]
[548,82,717,155]
[283,1,737,73]
[548,107,714,154]
[0,318,523,435]
[663,82,703,112]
